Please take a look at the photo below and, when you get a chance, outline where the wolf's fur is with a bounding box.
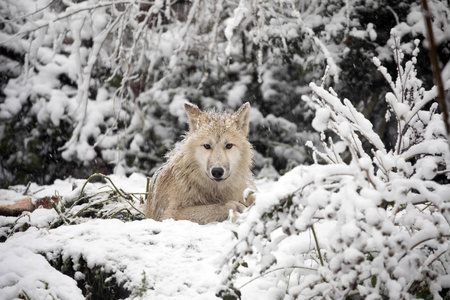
[145,102,254,224]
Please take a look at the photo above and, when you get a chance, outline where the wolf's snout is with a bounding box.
[211,167,224,180]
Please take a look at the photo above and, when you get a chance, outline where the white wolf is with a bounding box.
[145,102,254,224]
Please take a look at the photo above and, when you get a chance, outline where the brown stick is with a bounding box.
[421,0,450,148]
[0,196,59,216]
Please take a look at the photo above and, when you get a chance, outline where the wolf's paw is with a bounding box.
[224,201,246,213]
[223,201,246,222]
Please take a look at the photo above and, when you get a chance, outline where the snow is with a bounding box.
[0,175,269,299]
[169,94,189,124]
[0,171,343,299]
[224,0,250,56]
[5,218,231,299]
[227,83,247,108]
[311,107,330,132]
[310,83,386,152]
[0,178,183,297]
[0,243,83,300]
[1,1,450,299]
[1,138,450,300]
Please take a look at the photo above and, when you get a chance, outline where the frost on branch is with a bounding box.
[0,0,220,184]
[2,0,444,186]
[0,0,324,186]
[219,36,450,299]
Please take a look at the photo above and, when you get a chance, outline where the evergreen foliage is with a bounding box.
[1,0,448,187]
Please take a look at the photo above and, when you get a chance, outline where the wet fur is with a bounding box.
[145,102,254,224]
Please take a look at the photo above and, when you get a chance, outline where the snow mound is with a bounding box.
[5,218,232,299]
[0,243,83,300]
[0,174,238,300]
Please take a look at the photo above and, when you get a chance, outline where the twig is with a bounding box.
[311,224,324,267]
[20,290,31,300]
[0,1,130,45]
[421,0,450,149]
[238,265,317,289]
[52,191,70,225]
[60,5,129,152]
[410,234,450,251]
[79,173,145,216]
[23,181,32,195]
[67,191,110,211]
[145,177,150,202]
[7,213,31,239]
[427,248,447,268]
[109,207,133,219]
[3,0,58,22]
[80,173,127,198]
[74,197,116,218]
[120,192,145,216]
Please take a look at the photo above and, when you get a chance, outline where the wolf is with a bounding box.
[145,102,254,224]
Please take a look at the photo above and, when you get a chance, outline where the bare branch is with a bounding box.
[421,0,450,149]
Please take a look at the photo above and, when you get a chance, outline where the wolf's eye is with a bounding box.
[204,144,211,150]
[225,143,233,149]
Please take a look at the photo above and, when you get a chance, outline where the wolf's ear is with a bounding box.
[184,102,202,131]
[233,102,251,136]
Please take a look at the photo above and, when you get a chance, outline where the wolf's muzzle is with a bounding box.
[211,167,225,181]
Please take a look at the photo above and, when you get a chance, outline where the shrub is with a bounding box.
[218,33,450,300]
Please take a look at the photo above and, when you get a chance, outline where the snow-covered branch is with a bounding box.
[220,33,450,299]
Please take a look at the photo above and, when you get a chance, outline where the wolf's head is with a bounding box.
[183,102,252,183]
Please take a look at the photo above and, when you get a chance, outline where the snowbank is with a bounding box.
[4,218,232,299]
[0,175,238,300]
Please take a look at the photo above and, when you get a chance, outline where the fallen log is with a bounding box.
[0,196,59,217]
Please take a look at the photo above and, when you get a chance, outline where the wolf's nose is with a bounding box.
[211,167,224,178]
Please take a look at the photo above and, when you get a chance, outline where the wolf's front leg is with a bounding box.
[172,201,245,225]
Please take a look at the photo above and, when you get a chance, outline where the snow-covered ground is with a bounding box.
[1,161,449,299]
[0,174,289,300]
[1,218,232,300]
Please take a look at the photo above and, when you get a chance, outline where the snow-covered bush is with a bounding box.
[1,174,148,298]
[0,0,312,186]
[219,34,450,299]
[1,173,145,241]
[0,0,188,186]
